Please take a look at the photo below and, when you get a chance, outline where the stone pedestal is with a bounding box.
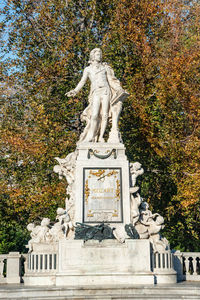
[24,142,177,286]
[75,142,130,228]
[56,239,154,286]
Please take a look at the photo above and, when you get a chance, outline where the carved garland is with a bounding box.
[88,149,117,159]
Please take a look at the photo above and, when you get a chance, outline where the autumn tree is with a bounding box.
[103,0,200,250]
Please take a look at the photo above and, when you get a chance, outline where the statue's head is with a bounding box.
[27,223,35,231]
[140,201,149,210]
[41,218,50,226]
[130,162,142,171]
[156,215,164,225]
[57,207,65,215]
[89,48,102,64]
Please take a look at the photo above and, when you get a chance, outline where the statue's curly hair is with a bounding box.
[88,48,102,64]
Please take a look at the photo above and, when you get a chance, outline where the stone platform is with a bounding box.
[0,282,200,299]
[23,239,176,286]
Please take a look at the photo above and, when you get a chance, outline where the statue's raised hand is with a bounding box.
[65,90,77,97]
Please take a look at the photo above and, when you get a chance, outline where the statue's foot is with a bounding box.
[108,128,122,143]
[129,186,139,193]
[98,137,105,143]
[84,136,94,142]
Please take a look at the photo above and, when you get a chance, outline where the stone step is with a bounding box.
[16,295,200,300]
[18,297,200,300]
[0,284,200,300]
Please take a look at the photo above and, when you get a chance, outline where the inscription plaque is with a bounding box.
[83,168,123,223]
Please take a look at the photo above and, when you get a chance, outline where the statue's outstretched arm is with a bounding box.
[66,68,88,97]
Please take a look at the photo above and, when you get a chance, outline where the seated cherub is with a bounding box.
[27,218,52,252]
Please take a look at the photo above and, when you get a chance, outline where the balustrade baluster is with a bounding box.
[32,254,35,271]
[193,256,198,275]
[40,254,43,271]
[47,254,49,271]
[185,257,190,275]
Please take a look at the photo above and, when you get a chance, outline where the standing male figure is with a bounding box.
[66,48,129,143]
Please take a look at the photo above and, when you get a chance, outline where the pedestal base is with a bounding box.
[56,239,154,286]
[24,239,177,286]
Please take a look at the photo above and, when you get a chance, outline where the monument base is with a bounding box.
[56,239,154,286]
[24,239,177,286]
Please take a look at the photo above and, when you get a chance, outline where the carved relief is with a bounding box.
[53,151,78,223]
[128,163,169,251]
[84,179,90,204]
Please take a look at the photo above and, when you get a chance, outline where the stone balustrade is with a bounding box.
[152,250,177,284]
[154,250,174,271]
[173,251,200,281]
[27,253,57,273]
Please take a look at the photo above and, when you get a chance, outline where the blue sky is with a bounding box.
[0,1,17,61]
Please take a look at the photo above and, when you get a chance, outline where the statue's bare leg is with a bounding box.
[99,94,110,142]
[85,95,101,142]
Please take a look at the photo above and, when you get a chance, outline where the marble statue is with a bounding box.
[129,162,144,225]
[49,222,65,242]
[49,207,74,242]
[127,163,169,251]
[134,202,169,252]
[55,207,74,238]
[26,207,75,250]
[53,151,77,221]
[27,218,52,252]
[131,192,143,226]
[66,48,129,143]
[129,162,144,193]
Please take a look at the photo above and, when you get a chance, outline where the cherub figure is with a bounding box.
[27,218,52,252]
[131,193,143,226]
[129,162,144,193]
[49,222,65,242]
[134,202,168,251]
[134,202,157,239]
[53,151,77,217]
[27,223,39,252]
[147,215,169,252]
[55,207,74,238]
[139,202,159,225]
